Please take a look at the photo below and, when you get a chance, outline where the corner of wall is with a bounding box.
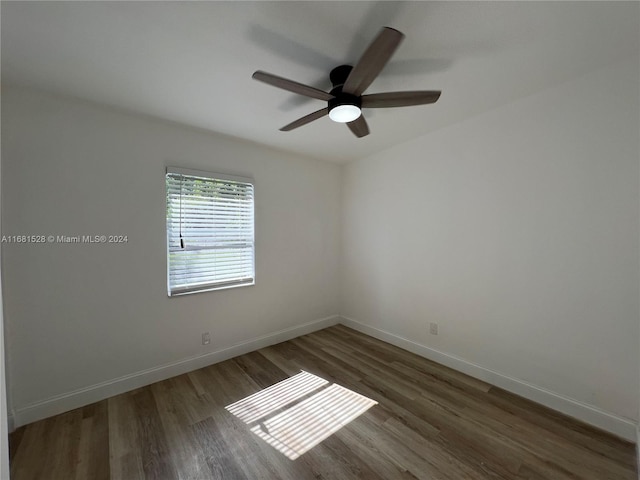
[636,426,640,479]
[339,316,638,442]
[6,415,13,434]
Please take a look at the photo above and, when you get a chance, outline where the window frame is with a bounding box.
[166,166,255,297]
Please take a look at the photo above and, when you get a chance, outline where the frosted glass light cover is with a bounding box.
[328,104,361,123]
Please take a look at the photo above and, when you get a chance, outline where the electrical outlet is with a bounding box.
[202,332,211,345]
[429,323,438,335]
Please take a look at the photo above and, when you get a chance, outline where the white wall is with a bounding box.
[0,130,10,480]
[342,56,639,436]
[1,86,341,426]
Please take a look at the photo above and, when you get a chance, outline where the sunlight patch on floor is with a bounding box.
[226,370,328,424]
[225,371,377,460]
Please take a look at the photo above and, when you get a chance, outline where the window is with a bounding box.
[166,167,255,296]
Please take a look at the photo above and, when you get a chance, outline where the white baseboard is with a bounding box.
[339,316,637,443]
[12,315,340,429]
[11,313,638,443]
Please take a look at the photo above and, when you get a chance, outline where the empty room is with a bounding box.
[0,1,639,479]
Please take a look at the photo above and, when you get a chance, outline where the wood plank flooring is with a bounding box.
[9,325,637,479]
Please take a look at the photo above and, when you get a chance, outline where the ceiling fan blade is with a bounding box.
[280,107,329,131]
[347,116,370,138]
[253,71,333,101]
[361,91,441,108]
[342,27,404,96]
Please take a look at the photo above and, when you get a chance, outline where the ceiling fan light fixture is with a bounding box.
[252,28,441,137]
[328,104,362,123]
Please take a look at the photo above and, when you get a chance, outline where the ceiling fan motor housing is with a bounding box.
[328,92,361,110]
[328,64,361,116]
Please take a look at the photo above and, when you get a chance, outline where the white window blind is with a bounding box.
[166,167,255,296]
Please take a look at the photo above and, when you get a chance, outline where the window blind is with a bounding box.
[166,168,255,296]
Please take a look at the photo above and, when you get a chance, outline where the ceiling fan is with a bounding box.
[252,27,441,138]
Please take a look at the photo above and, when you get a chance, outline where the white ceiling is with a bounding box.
[2,1,638,163]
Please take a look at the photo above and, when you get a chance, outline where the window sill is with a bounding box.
[168,281,255,297]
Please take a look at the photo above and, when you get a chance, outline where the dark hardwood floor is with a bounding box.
[9,325,637,479]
